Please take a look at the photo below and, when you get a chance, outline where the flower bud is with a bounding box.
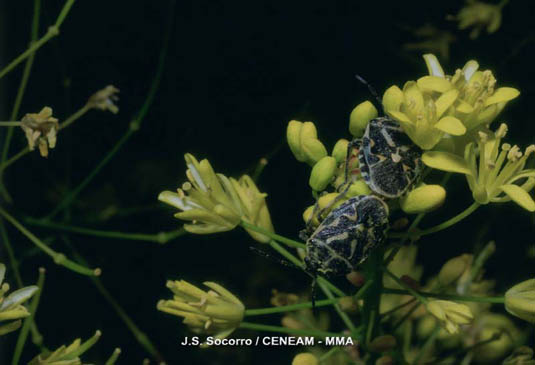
[292,353,319,365]
[426,300,473,334]
[287,120,306,161]
[309,157,337,191]
[346,271,365,287]
[503,346,535,365]
[302,138,328,164]
[505,279,535,324]
[318,192,341,211]
[369,335,397,353]
[338,296,358,314]
[400,184,446,214]
[347,180,372,197]
[332,139,349,163]
[438,254,472,287]
[349,101,378,137]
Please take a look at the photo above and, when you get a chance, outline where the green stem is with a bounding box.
[239,322,351,339]
[105,348,122,365]
[319,347,341,362]
[244,298,340,316]
[0,0,41,202]
[0,207,99,276]
[251,158,268,182]
[43,6,172,220]
[0,122,21,126]
[317,281,357,333]
[12,267,45,365]
[380,298,417,319]
[25,217,185,244]
[413,325,440,365]
[384,269,428,305]
[417,202,481,237]
[0,147,29,172]
[382,287,505,304]
[385,212,425,265]
[241,221,306,249]
[267,240,345,297]
[392,302,420,332]
[0,220,24,287]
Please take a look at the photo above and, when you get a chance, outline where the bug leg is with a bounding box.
[343,138,362,190]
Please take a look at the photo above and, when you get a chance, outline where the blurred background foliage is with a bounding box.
[0,0,534,363]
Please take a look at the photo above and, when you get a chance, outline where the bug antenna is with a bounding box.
[355,74,384,112]
[249,246,298,269]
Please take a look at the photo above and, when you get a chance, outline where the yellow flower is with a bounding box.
[422,124,535,211]
[292,353,319,365]
[426,300,473,334]
[383,54,519,150]
[159,154,273,240]
[0,263,38,336]
[20,107,59,157]
[87,85,120,114]
[28,330,101,365]
[157,280,244,346]
[505,279,535,324]
[450,0,506,39]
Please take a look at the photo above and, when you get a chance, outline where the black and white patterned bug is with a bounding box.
[346,117,423,198]
[303,195,389,278]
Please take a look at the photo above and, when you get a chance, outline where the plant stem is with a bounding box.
[417,202,481,237]
[0,207,99,276]
[0,0,41,202]
[0,0,77,79]
[43,5,173,220]
[380,298,417,319]
[0,220,24,287]
[251,157,268,183]
[384,269,428,305]
[382,287,505,304]
[239,322,351,339]
[267,240,345,297]
[105,348,122,365]
[0,122,21,126]
[319,347,341,362]
[25,217,185,244]
[241,221,306,249]
[318,280,357,333]
[69,247,166,363]
[0,147,29,172]
[244,298,340,316]
[12,267,45,365]
[413,325,441,364]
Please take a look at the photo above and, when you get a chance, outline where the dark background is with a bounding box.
[1,0,534,364]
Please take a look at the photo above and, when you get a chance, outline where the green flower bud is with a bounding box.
[302,138,328,164]
[338,296,358,314]
[438,254,472,287]
[292,353,318,365]
[369,335,397,353]
[400,184,446,214]
[349,101,378,138]
[302,206,316,225]
[309,157,337,191]
[332,139,349,163]
[347,180,372,197]
[505,279,535,324]
[318,192,341,210]
[287,120,306,162]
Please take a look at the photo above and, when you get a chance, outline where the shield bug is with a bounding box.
[303,195,389,278]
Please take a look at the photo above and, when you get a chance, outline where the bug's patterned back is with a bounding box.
[304,195,389,277]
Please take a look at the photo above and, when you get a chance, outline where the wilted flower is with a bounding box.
[157,280,244,346]
[0,263,38,336]
[426,300,474,334]
[505,278,535,324]
[28,330,101,365]
[449,0,506,39]
[159,154,273,241]
[87,85,120,114]
[287,120,327,165]
[20,107,59,157]
[422,124,535,211]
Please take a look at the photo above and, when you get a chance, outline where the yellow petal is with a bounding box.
[434,116,466,136]
[423,54,445,77]
[500,184,535,212]
[462,60,479,81]
[435,89,459,118]
[417,76,452,93]
[484,87,520,107]
[382,85,404,112]
[388,110,413,125]
[403,81,424,113]
[422,151,472,175]
[456,101,474,114]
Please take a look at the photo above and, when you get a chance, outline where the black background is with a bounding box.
[1,0,534,364]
